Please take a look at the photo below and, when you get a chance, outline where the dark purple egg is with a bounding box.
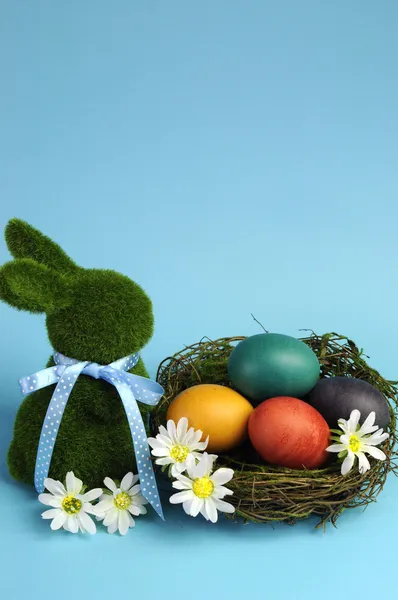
[305,376,390,428]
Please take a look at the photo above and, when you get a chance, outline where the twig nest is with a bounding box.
[152,333,398,527]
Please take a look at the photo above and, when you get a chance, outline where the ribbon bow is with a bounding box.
[19,351,165,519]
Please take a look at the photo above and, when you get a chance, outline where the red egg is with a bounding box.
[248,396,330,469]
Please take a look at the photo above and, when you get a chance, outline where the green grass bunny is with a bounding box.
[1,218,157,489]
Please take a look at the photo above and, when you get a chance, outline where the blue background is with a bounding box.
[1,1,397,598]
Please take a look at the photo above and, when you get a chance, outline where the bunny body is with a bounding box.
[1,219,156,489]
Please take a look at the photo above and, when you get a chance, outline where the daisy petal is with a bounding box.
[190,496,203,517]
[108,520,118,534]
[205,453,217,474]
[177,417,188,440]
[186,460,197,479]
[67,516,79,534]
[326,444,347,453]
[66,472,83,495]
[185,454,196,470]
[150,447,170,457]
[193,439,209,451]
[214,485,234,497]
[128,485,142,497]
[358,412,379,435]
[167,419,177,443]
[155,434,173,447]
[44,478,66,498]
[120,472,134,491]
[95,497,114,515]
[78,511,96,535]
[192,430,203,444]
[38,493,61,508]
[170,491,194,504]
[104,507,118,527]
[362,445,387,460]
[128,505,141,516]
[127,512,135,528]
[204,497,218,523]
[79,488,103,502]
[83,502,99,516]
[200,503,209,520]
[184,428,197,445]
[118,510,130,535]
[364,431,389,446]
[42,508,61,520]
[341,451,355,475]
[155,457,173,466]
[131,495,148,505]
[172,480,191,491]
[158,425,171,439]
[360,411,375,431]
[182,500,193,515]
[78,521,86,534]
[147,437,165,449]
[63,519,71,533]
[50,511,67,530]
[211,468,234,485]
[337,418,349,433]
[173,480,192,490]
[172,474,193,489]
[213,498,235,514]
[347,409,361,433]
[194,453,214,478]
[135,504,147,515]
[359,425,379,435]
[171,463,183,478]
[358,452,371,474]
[104,477,117,493]
[130,474,139,486]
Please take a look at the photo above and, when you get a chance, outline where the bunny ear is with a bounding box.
[0,259,71,313]
[5,219,78,273]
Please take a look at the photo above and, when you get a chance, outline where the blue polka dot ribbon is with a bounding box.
[19,352,165,519]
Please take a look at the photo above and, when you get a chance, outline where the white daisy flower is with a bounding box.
[148,417,213,477]
[327,409,390,476]
[38,471,102,534]
[94,472,148,535]
[169,452,235,523]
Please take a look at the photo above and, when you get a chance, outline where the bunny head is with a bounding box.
[0,219,154,364]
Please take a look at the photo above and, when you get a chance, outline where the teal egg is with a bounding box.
[227,333,320,405]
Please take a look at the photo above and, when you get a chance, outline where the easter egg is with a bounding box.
[305,376,390,428]
[248,396,330,469]
[166,384,254,453]
[228,333,320,405]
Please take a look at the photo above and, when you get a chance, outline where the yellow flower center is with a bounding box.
[349,435,361,453]
[169,444,190,463]
[192,477,214,499]
[114,491,131,510]
[62,495,82,515]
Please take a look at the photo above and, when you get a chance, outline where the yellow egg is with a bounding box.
[166,384,254,453]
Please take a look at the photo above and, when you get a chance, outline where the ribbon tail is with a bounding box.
[112,379,164,520]
[33,362,87,493]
